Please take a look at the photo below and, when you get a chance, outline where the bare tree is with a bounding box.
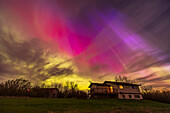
[114,75,138,84]
[0,78,31,96]
[141,85,153,93]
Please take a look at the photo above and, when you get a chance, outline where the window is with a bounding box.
[134,95,140,98]
[126,85,129,88]
[122,95,125,99]
[132,86,135,89]
[110,86,113,93]
[129,95,132,98]
[119,85,123,89]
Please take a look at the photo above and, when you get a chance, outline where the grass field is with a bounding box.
[0,98,169,113]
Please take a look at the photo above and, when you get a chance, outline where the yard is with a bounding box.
[0,98,169,113]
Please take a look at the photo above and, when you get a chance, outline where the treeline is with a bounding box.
[142,90,170,104]
[0,78,87,99]
[139,85,170,103]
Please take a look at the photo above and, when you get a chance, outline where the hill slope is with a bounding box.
[0,98,169,113]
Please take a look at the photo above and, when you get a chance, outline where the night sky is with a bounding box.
[0,0,170,90]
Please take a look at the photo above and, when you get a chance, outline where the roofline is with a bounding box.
[88,83,111,88]
[104,81,141,86]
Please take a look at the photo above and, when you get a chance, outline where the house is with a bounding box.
[41,88,59,98]
[88,81,143,99]
[88,83,117,98]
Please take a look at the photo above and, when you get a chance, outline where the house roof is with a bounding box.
[104,81,141,86]
[88,83,111,88]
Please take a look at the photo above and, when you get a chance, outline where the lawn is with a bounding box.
[0,98,169,113]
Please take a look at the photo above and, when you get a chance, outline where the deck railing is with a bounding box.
[88,88,118,94]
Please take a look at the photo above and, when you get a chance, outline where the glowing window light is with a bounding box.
[119,85,123,89]
[110,86,113,92]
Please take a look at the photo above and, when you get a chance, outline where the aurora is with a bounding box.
[0,0,170,90]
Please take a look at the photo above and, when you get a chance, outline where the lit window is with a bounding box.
[132,86,134,89]
[110,86,113,92]
[119,85,123,89]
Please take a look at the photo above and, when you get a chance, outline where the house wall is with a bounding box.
[90,85,110,93]
[97,86,110,93]
[118,93,143,99]
[105,83,141,94]
[118,85,141,94]
[105,83,118,89]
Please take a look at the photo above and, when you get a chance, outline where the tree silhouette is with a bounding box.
[114,75,138,84]
[0,78,31,96]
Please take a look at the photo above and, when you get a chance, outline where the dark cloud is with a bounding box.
[120,48,170,74]
[136,73,155,81]
[122,0,170,52]
[135,73,170,88]
[0,28,73,83]
[149,83,170,89]
[116,0,170,74]
[145,76,170,82]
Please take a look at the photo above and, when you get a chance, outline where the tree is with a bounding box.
[114,75,138,84]
[141,85,153,93]
[63,81,79,98]
[0,78,31,96]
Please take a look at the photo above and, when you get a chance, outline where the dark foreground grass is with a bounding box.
[0,98,169,113]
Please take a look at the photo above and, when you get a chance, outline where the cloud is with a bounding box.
[0,28,74,83]
[136,73,155,81]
